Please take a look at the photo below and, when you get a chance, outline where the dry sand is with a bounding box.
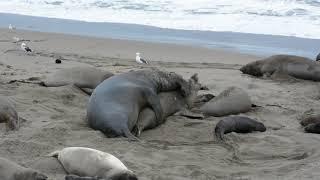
[0,28,320,180]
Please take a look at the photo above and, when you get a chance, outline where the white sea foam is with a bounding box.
[0,0,319,39]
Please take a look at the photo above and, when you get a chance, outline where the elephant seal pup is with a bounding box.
[240,54,320,81]
[87,69,190,140]
[41,66,113,94]
[0,157,47,180]
[214,116,266,140]
[305,122,320,134]
[300,114,320,126]
[0,96,20,131]
[199,86,252,117]
[49,147,137,180]
[134,74,202,136]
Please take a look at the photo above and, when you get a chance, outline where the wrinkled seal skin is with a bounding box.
[305,122,320,134]
[49,147,137,180]
[133,74,202,136]
[0,157,47,180]
[0,96,20,131]
[41,66,113,95]
[87,69,190,140]
[240,55,320,81]
[199,86,252,117]
[300,114,320,126]
[214,116,266,140]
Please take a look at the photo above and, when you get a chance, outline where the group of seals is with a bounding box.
[87,69,191,140]
[49,147,137,180]
[0,157,47,180]
[240,54,320,81]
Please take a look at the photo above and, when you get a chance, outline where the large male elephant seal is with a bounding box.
[0,96,20,131]
[41,67,113,94]
[87,69,190,140]
[214,116,266,140]
[240,54,320,81]
[49,147,137,180]
[133,74,203,136]
[0,157,47,180]
[199,86,252,117]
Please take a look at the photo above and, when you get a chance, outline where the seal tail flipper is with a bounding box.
[46,150,60,158]
[123,128,141,142]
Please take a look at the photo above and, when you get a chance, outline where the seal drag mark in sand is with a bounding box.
[199,86,252,117]
[134,73,202,136]
[87,69,191,140]
[214,116,266,140]
[240,54,320,81]
[0,157,47,180]
[49,147,137,180]
[0,96,20,131]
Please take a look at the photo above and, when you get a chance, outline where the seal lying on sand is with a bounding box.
[300,114,320,126]
[316,53,320,61]
[41,67,113,94]
[49,147,137,180]
[0,96,20,131]
[305,122,320,134]
[214,116,266,140]
[240,55,320,81]
[0,157,47,180]
[199,86,252,117]
[87,69,190,140]
[133,74,203,136]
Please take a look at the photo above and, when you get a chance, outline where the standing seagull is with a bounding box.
[21,42,32,52]
[8,24,16,30]
[135,52,148,64]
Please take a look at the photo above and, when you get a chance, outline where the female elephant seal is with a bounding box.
[199,86,252,117]
[0,96,20,131]
[49,147,137,180]
[87,69,190,140]
[240,54,320,81]
[214,116,266,140]
[0,157,47,180]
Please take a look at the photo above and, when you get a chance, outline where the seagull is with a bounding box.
[21,42,32,52]
[9,24,16,30]
[135,52,148,64]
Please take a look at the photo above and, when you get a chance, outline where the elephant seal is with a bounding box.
[305,122,320,134]
[240,54,320,81]
[49,147,137,180]
[87,69,190,140]
[316,53,320,61]
[0,157,47,180]
[65,174,104,180]
[41,67,113,94]
[0,96,20,131]
[199,86,252,117]
[133,73,202,136]
[300,114,320,126]
[214,116,266,140]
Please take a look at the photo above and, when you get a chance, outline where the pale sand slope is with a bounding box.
[0,28,320,180]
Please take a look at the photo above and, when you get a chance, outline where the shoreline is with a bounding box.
[1,13,320,59]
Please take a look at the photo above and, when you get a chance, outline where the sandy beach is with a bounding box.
[0,28,320,180]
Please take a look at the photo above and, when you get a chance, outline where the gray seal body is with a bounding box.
[87,69,190,140]
[214,116,266,140]
[240,55,320,81]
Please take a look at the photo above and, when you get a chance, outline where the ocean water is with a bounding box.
[0,0,320,39]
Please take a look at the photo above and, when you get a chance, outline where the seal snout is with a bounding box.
[256,122,266,132]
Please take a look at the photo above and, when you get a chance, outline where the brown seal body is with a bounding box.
[199,86,252,117]
[214,116,266,140]
[240,54,320,81]
[0,157,47,180]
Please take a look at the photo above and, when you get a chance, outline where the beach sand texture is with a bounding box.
[0,28,320,180]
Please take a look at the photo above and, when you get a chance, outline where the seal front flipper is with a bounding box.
[143,89,164,123]
[123,128,141,142]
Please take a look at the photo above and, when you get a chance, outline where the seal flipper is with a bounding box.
[123,128,141,142]
[143,89,164,123]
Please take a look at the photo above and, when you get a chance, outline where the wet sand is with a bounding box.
[0,28,320,180]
